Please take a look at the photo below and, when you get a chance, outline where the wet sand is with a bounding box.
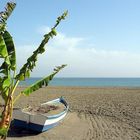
[5,86,140,140]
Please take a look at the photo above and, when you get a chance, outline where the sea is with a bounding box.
[18,78,140,87]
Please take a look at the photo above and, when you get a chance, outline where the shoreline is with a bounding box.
[17,85,140,89]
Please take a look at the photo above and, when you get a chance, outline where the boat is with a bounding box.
[13,97,69,132]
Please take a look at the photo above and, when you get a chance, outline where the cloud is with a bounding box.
[38,26,51,34]
[15,26,140,77]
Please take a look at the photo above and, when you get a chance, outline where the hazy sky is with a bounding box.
[1,0,140,77]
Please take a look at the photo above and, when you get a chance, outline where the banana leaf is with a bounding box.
[0,29,16,102]
[0,2,16,32]
[3,31,16,71]
[21,64,66,96]
[0,34,11,76]
[16,11,68,81]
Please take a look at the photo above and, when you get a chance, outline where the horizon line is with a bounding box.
[28,77,140,78]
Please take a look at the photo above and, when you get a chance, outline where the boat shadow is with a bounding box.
[8,124,41,138]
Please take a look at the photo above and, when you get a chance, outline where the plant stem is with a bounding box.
[0,95,13,140]
[11,70,16,87]
[11,80,19,96]
[6,97,13,133]
[13,92,21,104]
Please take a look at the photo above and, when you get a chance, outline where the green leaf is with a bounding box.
[1,89,8,101]
[0,2,16,32]
[0,35,8,58]
[0,35,11,86]
[0,77,10,101]
[18,73,25,81]
[22,64,67,96]
[0,32,15,102]
[0,34,11,100]
[0,69,7,75]
[51,28,57,36]
[2,78,10,89]
[3,31,16,71]
[25,70,30,78]
[0,127,8,137]
[0,33,16,102]
[0,35,11,64]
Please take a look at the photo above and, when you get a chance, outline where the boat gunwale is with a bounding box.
[21,97,69,119]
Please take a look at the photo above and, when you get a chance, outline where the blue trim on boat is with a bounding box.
[60,97,68,107]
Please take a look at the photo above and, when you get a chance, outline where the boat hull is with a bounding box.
[13,97,69,132]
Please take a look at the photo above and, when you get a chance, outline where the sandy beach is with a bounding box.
[3,86,140,140]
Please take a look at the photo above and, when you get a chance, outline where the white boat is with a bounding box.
[13,97,69,132]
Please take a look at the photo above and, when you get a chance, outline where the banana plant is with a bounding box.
[0,2,68,139]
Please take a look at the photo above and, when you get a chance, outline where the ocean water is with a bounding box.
[18,78,140,87]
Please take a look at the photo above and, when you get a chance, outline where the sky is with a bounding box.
[1,0,140,77]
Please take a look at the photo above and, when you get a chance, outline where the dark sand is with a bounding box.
[3,86,140,140]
